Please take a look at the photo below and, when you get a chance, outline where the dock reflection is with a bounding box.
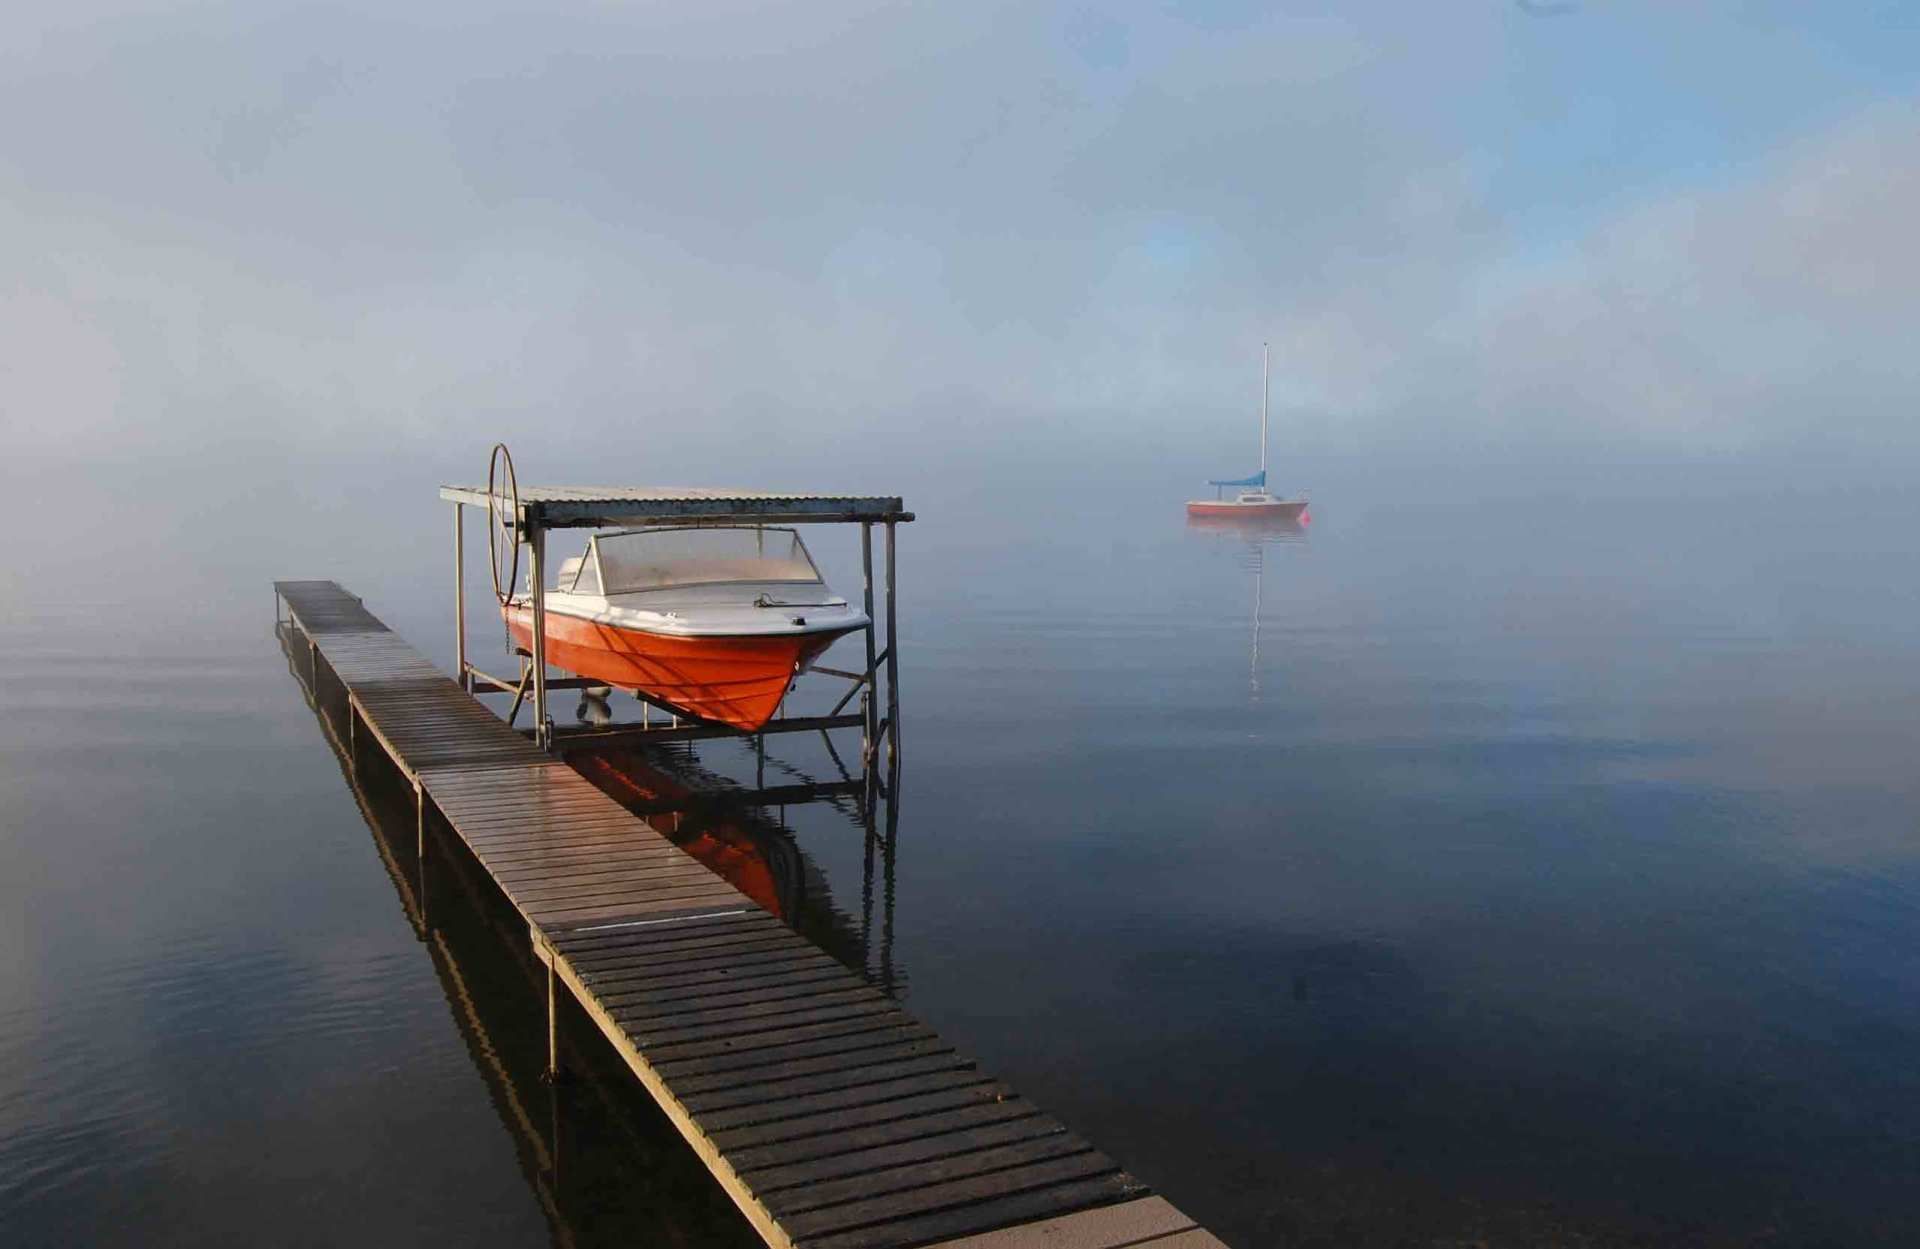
[278,625,904,1248]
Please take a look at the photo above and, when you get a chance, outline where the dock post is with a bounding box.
[454,502,468,692]
[529,521,551,751]
[860,522,877,762]
[881,800,898,995]
[545,955,562,1082]
[547,1078,564,1185]
[861,809,876,979]
[860,691,872,784]
[884,519,900,762]
[415,780,430,932]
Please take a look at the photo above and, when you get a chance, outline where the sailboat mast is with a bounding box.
[1259,341,1270,483]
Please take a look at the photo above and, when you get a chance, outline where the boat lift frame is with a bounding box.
[439,484,912,765]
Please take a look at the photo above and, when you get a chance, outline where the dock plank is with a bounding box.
[918,1197,1206,1249]
[750,1117,1070,1197]
[782,1150,1127,1240]
[800,1174,1146,1249]
[725,1101,1050,1174]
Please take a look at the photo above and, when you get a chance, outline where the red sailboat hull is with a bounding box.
[1185,499,1309,520]
[504,605,848,731]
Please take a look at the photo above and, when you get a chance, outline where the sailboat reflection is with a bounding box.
[277,623,903,1248]
[1186,513,1307,701]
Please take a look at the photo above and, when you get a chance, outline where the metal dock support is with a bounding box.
[275,580,1227,1249]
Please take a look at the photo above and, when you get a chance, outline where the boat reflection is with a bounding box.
[563,738,901,993]
[1182,512,1310,541]
[277,624,903,1247]
[1186,514,1307,702]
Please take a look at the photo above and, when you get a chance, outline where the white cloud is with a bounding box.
[1413,103,1920,449]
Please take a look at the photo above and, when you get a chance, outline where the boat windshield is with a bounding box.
[591,527,823,594]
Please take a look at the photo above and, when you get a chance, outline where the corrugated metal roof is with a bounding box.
[438,484,910,527]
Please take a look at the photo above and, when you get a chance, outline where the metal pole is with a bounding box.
[454,502,468,691]
[884,520,900,761]
[861,692,875,813]
[507,657,530,726]
[861,810,876,980]
[860,522,877,760]
[529,521,550,751]
[415,781,429,933]
[1260,341,1270,484]
[545,957,560,1081]
[881,792,898,996]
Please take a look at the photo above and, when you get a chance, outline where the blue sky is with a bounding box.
[1481,3,1917,232]
[2,1,1916,483]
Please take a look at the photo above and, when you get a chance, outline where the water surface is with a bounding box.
[5,483,1919,1247]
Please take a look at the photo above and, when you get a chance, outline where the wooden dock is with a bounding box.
[276,580,1228,1249]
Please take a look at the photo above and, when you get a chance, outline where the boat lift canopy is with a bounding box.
[438,485,910,530]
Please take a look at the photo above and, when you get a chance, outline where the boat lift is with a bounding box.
[440,447,911,764]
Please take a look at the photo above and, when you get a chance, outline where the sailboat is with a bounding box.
[1186,343,1309,521]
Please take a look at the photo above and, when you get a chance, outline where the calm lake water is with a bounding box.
[5,477,1920,1247]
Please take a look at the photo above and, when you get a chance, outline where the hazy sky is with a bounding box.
[4,2,1917,499]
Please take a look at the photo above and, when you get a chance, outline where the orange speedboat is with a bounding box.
[503,526,866,731]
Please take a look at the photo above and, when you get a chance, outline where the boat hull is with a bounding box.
[1185,498,1309,521]
[504,605,849,731]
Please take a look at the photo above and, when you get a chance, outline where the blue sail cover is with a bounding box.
[1206,469,1266,488]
